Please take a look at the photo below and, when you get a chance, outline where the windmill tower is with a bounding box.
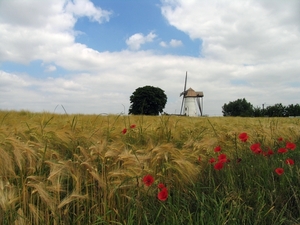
[180,72,204,116]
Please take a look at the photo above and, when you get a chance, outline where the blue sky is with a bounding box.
[75,0,201,56]
[0,0,300,115]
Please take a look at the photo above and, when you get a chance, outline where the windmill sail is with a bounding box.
[196,97,203,116]
[180,72,187,115]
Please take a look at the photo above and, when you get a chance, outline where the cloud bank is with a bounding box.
[0,0,299,116]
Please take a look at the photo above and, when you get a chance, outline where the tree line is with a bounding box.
[222,98,300,117]
[127,86,299,117]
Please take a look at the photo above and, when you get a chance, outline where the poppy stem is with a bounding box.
[234,133,239,159]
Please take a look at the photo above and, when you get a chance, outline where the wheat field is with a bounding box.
[0,110,299,224]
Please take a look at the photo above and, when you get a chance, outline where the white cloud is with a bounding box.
[169,39,183,47]
[160,41,168,47]
[126,32,156,50]
[44,65,57,72]
[160,39,183,48]
[0,0,300,116]
[161,0,300,64]
[0,0,111,64]
[65,0,111,23]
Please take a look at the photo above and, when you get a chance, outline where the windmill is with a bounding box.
[180,72,204,116]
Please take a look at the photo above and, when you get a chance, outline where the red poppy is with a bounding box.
[209,158,216,164]
[214,146,221,152]
[214,162,224,170]
[285,158,294,165]
[267,149,274,156]
[250,143,262,154]
[278,148,288,154]
[238,132,248,142]
[250,143,260,151]
[142,174,154,186]
[130,124,136,129]
[275,168,284,176]
[158,187,168,201]
[157,183,165,189]
[286,142,296,150]
[122,128,127,134]
[198,156,201,162]
[278,137,283,142]
[218,154,227,163]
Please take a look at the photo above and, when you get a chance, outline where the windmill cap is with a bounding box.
[185,87,204,97]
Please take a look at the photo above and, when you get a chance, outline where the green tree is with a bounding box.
[265,103,287,117]
[253,106,263,117]
[129,86,167,115]
[222,98,254,117]
[286,104,300,117]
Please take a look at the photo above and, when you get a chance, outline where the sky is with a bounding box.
[0,0,300,116]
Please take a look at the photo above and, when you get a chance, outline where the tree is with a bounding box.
[265,103,287,117]
[286,104,300,117]
[129,86,167,115]
[222,98,254,117]
[253,106,263,117]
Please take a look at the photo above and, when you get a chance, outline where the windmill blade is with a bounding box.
[179,72,188,96]
[196,97,203,116]
[180,96,184,115]
[184,71,187,93]
[180,72,188,115]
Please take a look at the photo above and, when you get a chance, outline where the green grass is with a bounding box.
[0,110,299,224]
